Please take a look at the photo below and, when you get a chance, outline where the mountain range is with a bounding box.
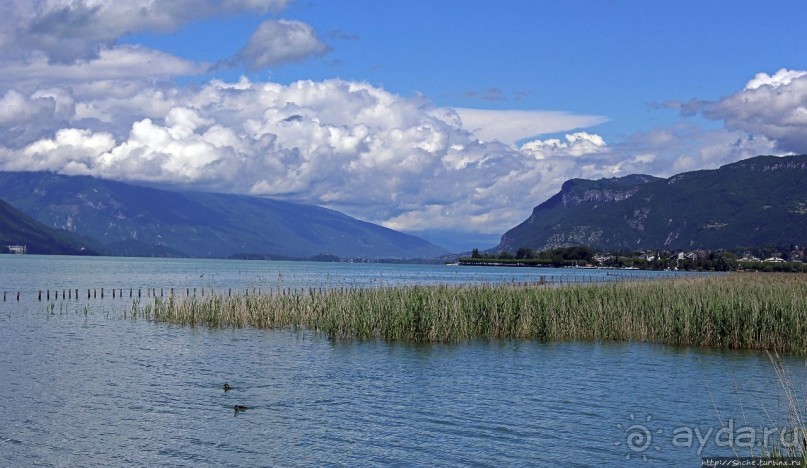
[4,154,806,259]
[497,154,807,252]
[0,172,446,259]
[0,198,101,255]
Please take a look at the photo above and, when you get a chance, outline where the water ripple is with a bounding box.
[0,260,794,466]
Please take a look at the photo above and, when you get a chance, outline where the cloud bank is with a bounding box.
[1,78,585,234]
[0,0,291,63]
[0,71,790,238]
[0,1,802,248]
[702,69,807,154]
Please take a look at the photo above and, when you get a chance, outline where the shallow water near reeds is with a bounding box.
[0,256,802,466]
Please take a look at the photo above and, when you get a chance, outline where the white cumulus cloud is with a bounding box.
[702,68,807,153]
[520,132,608,159]
[0,70,795,245]
[0,90,58,125]
[0,0,290,64]
[236,19,329,70]
[744,68,807,90]
[0,77,613,236]
[1,46,208,90]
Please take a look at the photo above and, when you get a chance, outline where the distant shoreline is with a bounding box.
[456,257,807,273]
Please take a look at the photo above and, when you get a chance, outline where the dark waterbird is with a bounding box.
[233,405,248,413]
[223,383,232,392]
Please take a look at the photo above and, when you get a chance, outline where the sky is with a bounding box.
[1,1,806,252]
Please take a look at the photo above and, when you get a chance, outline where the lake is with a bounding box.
[0,256,802,466]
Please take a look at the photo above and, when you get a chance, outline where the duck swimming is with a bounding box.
[233,405,248,413]
[223,383,232,392]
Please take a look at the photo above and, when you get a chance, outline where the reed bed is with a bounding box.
[136,273,807,353]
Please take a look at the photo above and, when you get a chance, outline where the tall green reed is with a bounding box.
[137,274,807,353]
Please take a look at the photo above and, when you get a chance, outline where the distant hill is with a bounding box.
[0,172,447,259]
[497,154,807,252]
[0,198,100,255]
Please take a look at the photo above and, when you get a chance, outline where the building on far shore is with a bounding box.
[7,245,27,254]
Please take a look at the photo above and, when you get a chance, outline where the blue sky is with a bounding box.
[125,0,807,139]
[1,1,806,252]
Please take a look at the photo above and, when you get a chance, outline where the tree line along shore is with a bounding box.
[460,245,807,272]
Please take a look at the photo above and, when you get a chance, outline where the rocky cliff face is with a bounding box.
[497,154,807,252]
[561,187,641,207]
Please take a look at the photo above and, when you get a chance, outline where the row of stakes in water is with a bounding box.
[3,287,323,302]
[2,274,660,303]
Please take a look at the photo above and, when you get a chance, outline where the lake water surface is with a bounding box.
[0,256,803,466]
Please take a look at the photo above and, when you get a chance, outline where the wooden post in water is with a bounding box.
[16,292,19,301]
[101,288,104,299]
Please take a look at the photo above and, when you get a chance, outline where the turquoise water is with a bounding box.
[0,256,800,466]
